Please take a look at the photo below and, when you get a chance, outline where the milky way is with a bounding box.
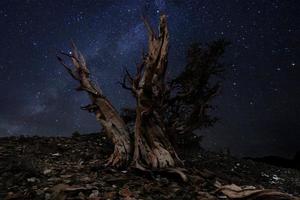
[0,0,299,157]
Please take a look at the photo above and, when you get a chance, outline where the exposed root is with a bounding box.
[105,151,122,168]
[215,183,299,200]
[131,160,148,171]
[133,143,178,169]
[164,167,188,182]
[131,161,188,183]
[151,145,175,168]
[105,140,130,168]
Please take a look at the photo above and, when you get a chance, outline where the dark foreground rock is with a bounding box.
[0,133,299,199]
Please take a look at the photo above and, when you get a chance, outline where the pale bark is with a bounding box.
[57,43,131,167]
[129,15,182,169]
[59,15,182,169]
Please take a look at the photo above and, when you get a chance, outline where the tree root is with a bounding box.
[104,142,130,168]
[163,167,188,182]
[105,152,123,168]
[215,182,299,200]
[131,162,188,182]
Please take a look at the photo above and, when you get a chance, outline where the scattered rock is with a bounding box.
[43,169,52,175]
[0,133,299,199]
[51,153,60,156]
[27,177,38,183]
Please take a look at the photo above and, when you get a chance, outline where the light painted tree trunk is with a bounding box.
[57,43,131,167]
[130,15,182,169]
[59,15,182,169]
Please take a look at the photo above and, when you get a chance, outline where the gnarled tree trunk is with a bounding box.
[125,15,182,169]
[57,43,131,167]
[59,15,182,170]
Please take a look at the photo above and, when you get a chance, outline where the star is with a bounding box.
[291,62,296,67]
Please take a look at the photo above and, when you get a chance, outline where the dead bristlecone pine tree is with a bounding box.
[56,15,300,200]
[57,15,227,173]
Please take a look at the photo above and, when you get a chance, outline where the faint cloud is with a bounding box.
[117,23,146,55]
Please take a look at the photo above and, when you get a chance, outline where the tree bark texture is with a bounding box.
[57,43,131,167]
[59,15,182,169]
[130,15,182,169]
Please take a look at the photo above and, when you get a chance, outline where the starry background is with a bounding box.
[0,0,299,158]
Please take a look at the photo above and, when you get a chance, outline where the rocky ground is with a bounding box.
[0,133,299,200]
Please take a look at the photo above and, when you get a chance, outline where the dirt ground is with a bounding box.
[0,133,299,199]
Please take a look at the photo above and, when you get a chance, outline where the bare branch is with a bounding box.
[58,42,131,167]
[80,104,98,112]
[125,68,134,83]
[56,55,79,81]
[141,15,155,38]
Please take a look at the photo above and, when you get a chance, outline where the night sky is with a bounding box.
[0,0,299,158]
